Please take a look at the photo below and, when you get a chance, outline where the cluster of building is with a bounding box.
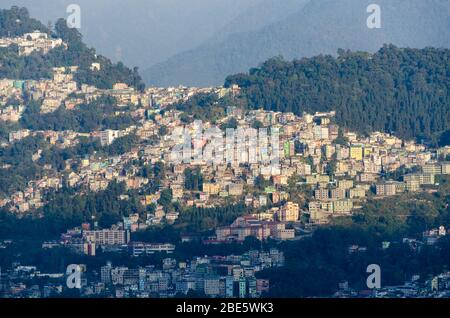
[2,29,450,300]
[0,30,64,56]
[1,53,224,124]
[0,79,25,122]
[335,226,450,298]
[49,220,179,257]
[146,86,229,109]
[334,275,450,298]
[215,204,298,242]
[0,67,78,120]
[3,96,450,235]
[154,109,447,229]
[0,248,283,298]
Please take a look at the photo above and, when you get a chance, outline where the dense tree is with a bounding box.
[184,168,203,191]
[254,174,270,190]
[220,117,238,130]
[225,46,450,144]
[0,181,144,239]
[0,6,49,37]
[173,93,227,123]
[158,189,173,207]
[0,135,46,195]
[20,95,137,132]
[177,203,249,232]
[106,133,138,156]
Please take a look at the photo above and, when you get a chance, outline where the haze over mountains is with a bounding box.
[1,0,450,87]
[0,0,262,71]
[145,0,450,86]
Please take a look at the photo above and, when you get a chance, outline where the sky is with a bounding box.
[0,0,263,69]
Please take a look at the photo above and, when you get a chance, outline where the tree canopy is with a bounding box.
[0,7,145,91]
[225,46,450,144]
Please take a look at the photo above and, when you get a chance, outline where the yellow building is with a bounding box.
[278,202,300,222]
[144,194,160,205]
[337,179,354,190]
[319,175,330,183]
[442,162,450,175]
[325,144,335,159]
[336,161,349,174]
[349,187,366,199]
[350,145,363,161]
[423,164,441,175]
[321,202,334,212]
[202,183,221,195]
[406,180,420,192]
[306,174,330,185]
[376,182,397,196]
[333,200,354,213]
[81,158,90,167]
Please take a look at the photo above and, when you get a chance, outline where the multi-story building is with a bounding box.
[278,202,299,222]
[202,183,221,195]
[423,163,441,175]
[228,183,244,196]
[83,229,130,246]
[442,162,450,175]
[404,173,435,186]
[129,242,175,257]
[350,145,363,161]
[315,188,329,201]
[376,182,398,196]
[332,200,353,214]
[337,179,354,190]
[349,187,366,199]
[330,188,346,200]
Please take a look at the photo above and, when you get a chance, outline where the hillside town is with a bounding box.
[2,63,450,231]
[4,225,450,298]
[2,27,450,300]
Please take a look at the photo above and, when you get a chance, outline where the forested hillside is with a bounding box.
[225,46,450,143]
[144,0,450,86]
[0,7,145,90]
[0,6,49,36]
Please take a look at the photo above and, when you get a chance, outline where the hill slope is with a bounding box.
[0,6,145,90]
[225,46,450,143]
[144,0,450,87]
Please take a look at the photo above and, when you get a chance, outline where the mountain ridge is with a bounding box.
[144,0,450,87]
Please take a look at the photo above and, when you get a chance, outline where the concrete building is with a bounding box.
[278,202,299,222]
[84,229,130,246]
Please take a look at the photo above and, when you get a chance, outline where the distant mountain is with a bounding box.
[0,0,263,70]
[212,0,311,43]
[144,0,450,87]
